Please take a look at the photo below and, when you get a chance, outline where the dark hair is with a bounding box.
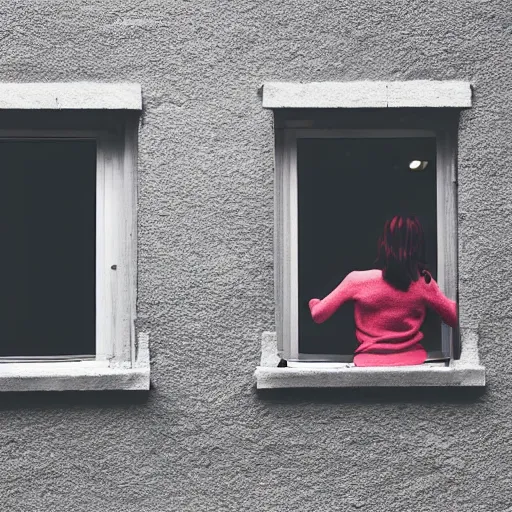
[375,215,428,291]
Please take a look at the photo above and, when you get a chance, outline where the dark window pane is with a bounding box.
[0,140,96,357]
[298,137,438,355]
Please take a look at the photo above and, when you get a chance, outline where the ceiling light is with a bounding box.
[409,160,428,171]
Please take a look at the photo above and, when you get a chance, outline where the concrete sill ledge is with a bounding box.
[0,361,150,392]
[255,363,485,389]
[255,331,485,389]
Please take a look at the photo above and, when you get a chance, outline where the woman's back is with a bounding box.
[309,268,457,366]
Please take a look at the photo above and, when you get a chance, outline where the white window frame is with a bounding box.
[255,80,485,388]
[276,128,457,363]
[0,83,148,391]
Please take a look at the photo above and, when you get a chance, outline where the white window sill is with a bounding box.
[255,332,485,389]
[0,335,150,392]
[255,363,485,389]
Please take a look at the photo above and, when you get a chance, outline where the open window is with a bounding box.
[0,83,148,391]
[256,81,484,388]
[288,127,458,364]
[0,139,97,360]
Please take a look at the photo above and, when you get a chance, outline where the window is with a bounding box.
[282,127,456,363]
[256,81,484,388]
[0,139,96,358]
[0,83,148,392]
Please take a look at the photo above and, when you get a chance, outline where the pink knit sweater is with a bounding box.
[308,269,457,366]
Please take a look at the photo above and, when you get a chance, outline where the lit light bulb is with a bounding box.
[409,160,428,171]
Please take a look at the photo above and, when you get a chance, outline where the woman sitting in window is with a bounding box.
[308,215,457,367]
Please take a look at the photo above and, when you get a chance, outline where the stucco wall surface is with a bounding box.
[0,0,511,510]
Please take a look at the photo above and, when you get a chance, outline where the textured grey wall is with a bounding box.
[0,0,511,510]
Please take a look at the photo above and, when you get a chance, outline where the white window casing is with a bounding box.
[256,80,485,388]
[0,83,148,392]
[276,128,457,362]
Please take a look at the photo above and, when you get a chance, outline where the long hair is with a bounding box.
[375,215,428,291]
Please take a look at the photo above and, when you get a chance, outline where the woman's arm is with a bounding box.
[423,277,457,327]
[309,272,357,324]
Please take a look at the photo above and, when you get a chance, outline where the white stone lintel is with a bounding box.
[262,81,472,109]
[0,82,142,110]
[255,365,485,389]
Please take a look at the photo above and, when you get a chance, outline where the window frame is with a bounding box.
[275,125,459,364]
[0,107,148,391]
[257,81,484,388]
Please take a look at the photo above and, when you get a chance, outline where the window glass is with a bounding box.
[0,140,96,357]
[297,137,439,356]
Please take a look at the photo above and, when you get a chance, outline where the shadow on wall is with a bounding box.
[254,385,486,405]
[0,390,150,411]
[0,385,486,410]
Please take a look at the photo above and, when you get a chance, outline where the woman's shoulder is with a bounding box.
[347,269,383,283]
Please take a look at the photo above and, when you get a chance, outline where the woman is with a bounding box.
[308,215,457,367]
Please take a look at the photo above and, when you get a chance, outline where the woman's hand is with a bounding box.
[309,298,321,311]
